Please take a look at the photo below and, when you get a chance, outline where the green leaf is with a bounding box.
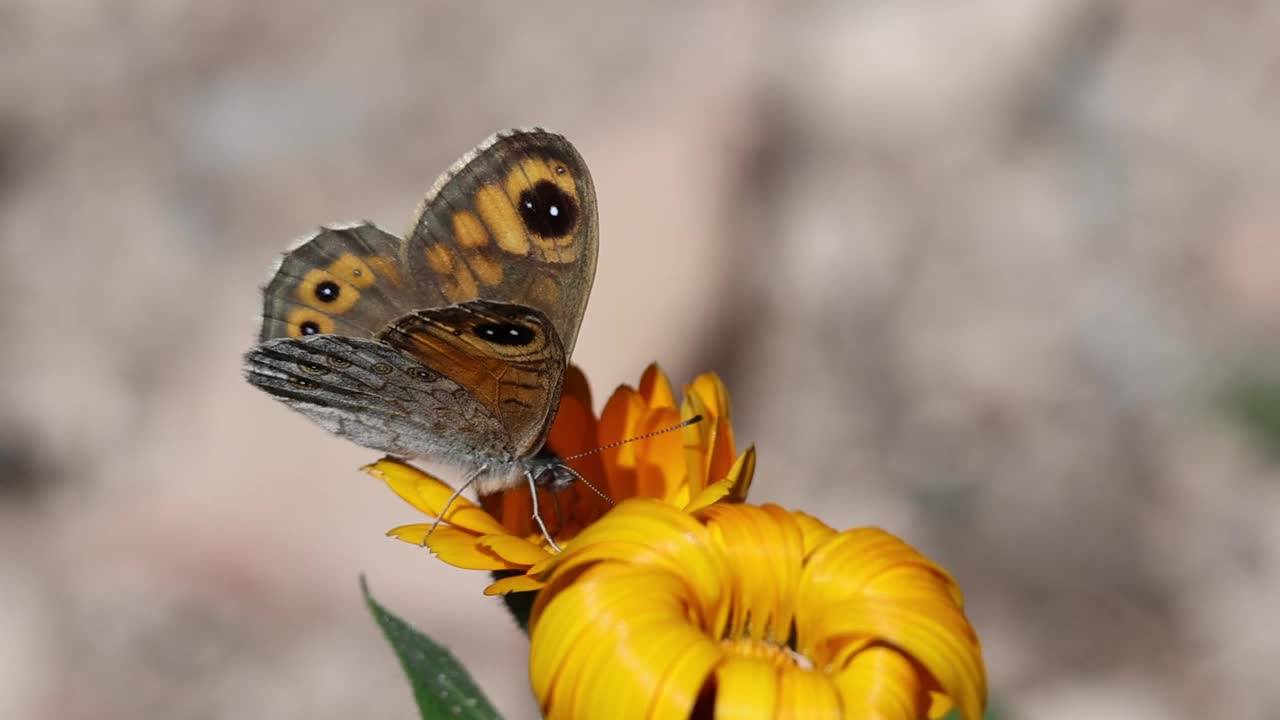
[362,577,503,720]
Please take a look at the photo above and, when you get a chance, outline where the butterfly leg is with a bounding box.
[526,469,563,553]
[423,465,484,547]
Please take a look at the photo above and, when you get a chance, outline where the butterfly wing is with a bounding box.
[401,128,597,356]
[378,299,567,460]
[244,300,566,466]
[244,331,517,462]
[257,223,422,341]
[256,129,598,355]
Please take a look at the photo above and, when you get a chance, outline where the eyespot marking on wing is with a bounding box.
[286,307,335,338]
[472,321,537,347]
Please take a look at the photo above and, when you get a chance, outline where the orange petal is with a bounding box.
[638,363,677,409]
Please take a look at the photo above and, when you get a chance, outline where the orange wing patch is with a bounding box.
[363,255,403,285]
[502,157,578,201]
[475,185,531,256]
[451,210,505,287]
[328,253,377,288]
[424,244,480,301]
[294,254,391,314]
[529,273,562,307]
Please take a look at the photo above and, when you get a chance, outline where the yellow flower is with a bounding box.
[528,500,987,720]
[367,364,755,594]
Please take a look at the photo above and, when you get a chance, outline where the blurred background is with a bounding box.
[2,2,1278,718]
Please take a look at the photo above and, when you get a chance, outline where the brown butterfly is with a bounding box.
[243,129,598,531]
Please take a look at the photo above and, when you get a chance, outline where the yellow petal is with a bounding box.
[701,504,804,643]
[366,457,455,515]
[683,477,734,514]
[365,458,509,535]
[484,573,545,595]
[476,533,553,565]
[776,664,842,719]
[684,448,756,513]
[713,657,779,719]
[688,372,732,421]
[532,563,720,720]
[386,524,524,571]
[792,511,838,557]
[831,646,932,720]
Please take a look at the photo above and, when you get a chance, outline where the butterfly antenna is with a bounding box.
[556,462,614,506]
[560,414,704,462]
[422,466,483,547]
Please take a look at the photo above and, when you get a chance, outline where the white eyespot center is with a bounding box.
[549,205,560,217]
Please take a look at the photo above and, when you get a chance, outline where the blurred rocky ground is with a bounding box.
[1,2,1278,719]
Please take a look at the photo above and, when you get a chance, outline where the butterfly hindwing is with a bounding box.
[243,331,510,462]
[378,300,566,458]
[258,223,429,341]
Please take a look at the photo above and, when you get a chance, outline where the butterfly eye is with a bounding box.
[518,180,577,238]
[472,322,535,346]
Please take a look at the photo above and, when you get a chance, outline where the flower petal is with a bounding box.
[365,458,509,535]
[831,646,932,719]
[776,664,842,718]
[684,447,756,513]
[386,524,524,571]
[484,573,546,595]
[713,657,779,719]
[476,533,552,565]
[638,363,677,409]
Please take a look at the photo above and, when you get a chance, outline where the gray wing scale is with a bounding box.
[243,334,512,463]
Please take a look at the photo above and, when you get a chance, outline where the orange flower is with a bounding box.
[528,500,987,720]
[367,364,755,595]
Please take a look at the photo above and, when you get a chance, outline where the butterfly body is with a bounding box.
[243,129,597,497]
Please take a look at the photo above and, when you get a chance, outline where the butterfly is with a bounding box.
[243,129,598,536]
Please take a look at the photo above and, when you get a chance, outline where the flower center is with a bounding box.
[719,638,815,671]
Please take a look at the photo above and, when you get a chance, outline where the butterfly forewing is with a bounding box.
[403,129,598,355]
